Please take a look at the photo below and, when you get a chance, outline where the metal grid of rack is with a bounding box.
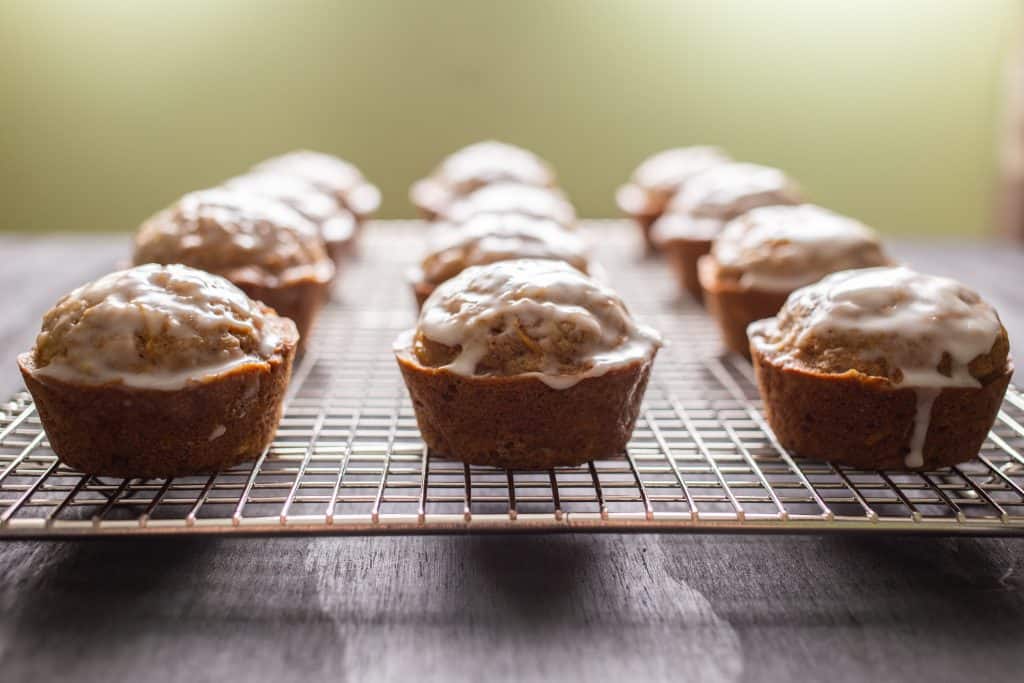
[1,221,1023,537]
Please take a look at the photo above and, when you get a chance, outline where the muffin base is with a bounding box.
[396,351,656,469]
[750,345,1013,470]
[698,256,790,359]
[18,325,297,478]
[662,237,712,304]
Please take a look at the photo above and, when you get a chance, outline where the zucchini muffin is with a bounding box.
[616,146,731,250]
[133,188,334,346]
[699,204,891,357]
[395,259,661,468]
[749,266,1012,470]
[651,162,802,301]
[18,264,298,478]
[410,140,557,220]
[224,171,358,265]
[253,150,381,223]
[440,181,577,228]
[408,213,592,307]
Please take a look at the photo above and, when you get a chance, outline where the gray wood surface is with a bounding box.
[1,231,1023,683]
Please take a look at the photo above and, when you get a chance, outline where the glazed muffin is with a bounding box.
[133,188,334,346]
[409,213,592,307]
[651,162,802,302]
[410,140,557,219]
[699,204,891,358]
[616,146,731,250]
[440,182,577,228]
[253,150,381,223]
[224,171,358,265]
[18,264,298,478]
[749,266,1012,470]
[395,259,662,468]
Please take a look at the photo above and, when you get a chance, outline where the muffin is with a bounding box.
[253,150,381,223]
[440,182,577,228]
[224,171,358,265]
[616,146,731,250]
[133,188,334,346]
[408,213,592,307]
[651,162,802,302]
[395,259,661,469]
[699,204,891,358]
[18,264,298,478]
[410,140,557,219]
[749,266,1012,470]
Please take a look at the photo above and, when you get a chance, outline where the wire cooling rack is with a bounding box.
[1,221,1023,537]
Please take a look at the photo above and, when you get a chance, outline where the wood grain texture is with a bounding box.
[1,231,1023,682]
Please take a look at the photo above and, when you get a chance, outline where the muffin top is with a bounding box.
[133,188,334,288]
[224,172,357,245]
[433,140,554,193]
[442,182,577,227]
[253,150,380,217]
[30,264,292,389]
[749,266,1010,388]
[401,259,661,389]
[652,162,802,241]
[632,146,731,193]
[710,204,891,291]
[417,214,590,287]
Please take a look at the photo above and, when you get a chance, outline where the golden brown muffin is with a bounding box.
[616,146,731,251]
[224,171,358,266]
[651,162,802,301]
[19,264,298,478]
[133,188,334,346]
[439,182,577,228]
[749,266,1012,470]
[408,213,592,307]
[699,204,892,358]
[410,141,557,219]
[395,259,661,468]
[253,150,381,224]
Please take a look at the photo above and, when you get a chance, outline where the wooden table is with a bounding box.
[1,231,1023,682]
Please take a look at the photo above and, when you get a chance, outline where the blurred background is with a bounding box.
[1,0,1021,236]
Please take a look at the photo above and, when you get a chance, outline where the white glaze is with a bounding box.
[443,182,576,227]
[438,140,554,192]
[401,259,661,389]
[420,214,589,284]
[33,264,282,390]
[712,204,888,291]
[253,150,364,195]
[631,146,730,192]
[754,266,1004,466]
[224,172,356,244]
[654,162,801,241]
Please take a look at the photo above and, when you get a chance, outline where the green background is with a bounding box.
[1,0,1020,235]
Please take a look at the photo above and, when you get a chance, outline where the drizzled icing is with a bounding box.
[133,188,334,288]
[32,264,283,389]
[224,172,356,246]
[631,146,730,192]
[437,140,555,192]
[417,213,590,285]
[253,150,380,217]
[399,259,661,389]
[652,162,802,242]
[442,182,577,227]
[750,266,1006,466]
[711,204,889,291]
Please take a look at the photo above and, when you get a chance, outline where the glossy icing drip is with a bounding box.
[33,264,281,389]
[443,182,576,227]
[404,259,660,389]
[712,204,889,291]
[438,140,554,192]
[224,172,356,244]
[631,146,730,191]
